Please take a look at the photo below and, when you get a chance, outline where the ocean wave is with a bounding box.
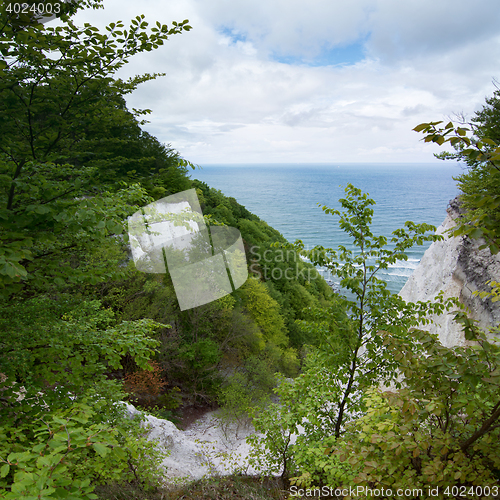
[388,259,420,270]
[384,269,415,278]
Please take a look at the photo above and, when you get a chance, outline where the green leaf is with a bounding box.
[0,464,9,478]
[92,442,109,457]
[112,447,126,460]
[34,205,51,214]
[469,228,483,240]
[413,123,429,132]
[482,138,498,146]
[111,223,123,234]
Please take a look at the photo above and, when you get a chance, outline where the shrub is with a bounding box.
[124,361,168,408]
[330,324,500,497]
[0,402,167,499]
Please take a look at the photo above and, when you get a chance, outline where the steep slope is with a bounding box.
[399,198,500,346]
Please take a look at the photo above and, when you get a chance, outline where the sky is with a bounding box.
[71,0,500,164]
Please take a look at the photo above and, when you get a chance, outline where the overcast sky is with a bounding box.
[72,0,500,164]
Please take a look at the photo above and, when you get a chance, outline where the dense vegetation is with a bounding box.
[1,1,499,499]
[247,187,500,497]
[0,2,331,497]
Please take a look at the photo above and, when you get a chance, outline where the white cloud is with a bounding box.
[194,0,374,58]
[71,0,500,163]
[366,0,500,63]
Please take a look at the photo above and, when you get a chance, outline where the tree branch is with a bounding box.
[460,399,500,452]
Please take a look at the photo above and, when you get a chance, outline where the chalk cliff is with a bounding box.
[399,197,500,346]
[123,402,257,481]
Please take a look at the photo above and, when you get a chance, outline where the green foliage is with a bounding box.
[291,436,355,490]
[0,0,326,496]
[1,0,103,29]
[0,286,168,496]
[248,241,332,347]
[334,321,500,494]
[247,185,490,489]
[247,376,298,479]
[238,219,272,245]
[238,278,288,348]
[0,401,167,499]
[0,0,193,297]
[96,270,244,402]
[217,371,268,432]
[292,184,445,438]
[247,364,358,485]
[247,371,355,485]
[0,178,152,297]
[0,296,165,425]
[178,338,221,372]
[475,280,500,303]
[414,113,500,255]
[192,178,332,351]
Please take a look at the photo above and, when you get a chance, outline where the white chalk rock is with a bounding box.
[121,402,259,481]
[400,198,500,346]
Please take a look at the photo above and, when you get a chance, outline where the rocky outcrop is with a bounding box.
[399,197,500,346]
[122,402,257,481]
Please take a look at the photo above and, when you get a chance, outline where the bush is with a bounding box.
[124,361,168,407]
[0,401,167,499]
[330,323,500,497]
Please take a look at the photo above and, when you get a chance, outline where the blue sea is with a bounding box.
[192,163,460,294]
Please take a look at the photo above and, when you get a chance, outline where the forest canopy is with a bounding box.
[1,1,500,498]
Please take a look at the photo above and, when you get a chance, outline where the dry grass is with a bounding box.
[94,475,290,500]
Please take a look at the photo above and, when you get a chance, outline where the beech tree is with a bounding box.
[0,0,192,297]
[414,104,500,255]
[247,185,448,478]
[248,186,500,491]
[292,185,445,437]
[0,2,189,496]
